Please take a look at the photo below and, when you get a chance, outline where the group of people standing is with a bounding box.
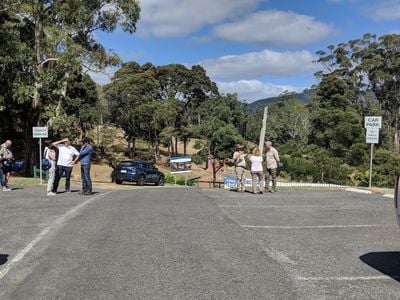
[232,141,280,194]
[44,137,93,196]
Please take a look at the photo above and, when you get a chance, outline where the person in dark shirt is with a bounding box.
[79,137,94,195]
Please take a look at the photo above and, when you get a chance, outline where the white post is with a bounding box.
[369,143,374,189]
[259,106,268,153]
[39,138,43,185]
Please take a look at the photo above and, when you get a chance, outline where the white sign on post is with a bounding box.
[364,116,382,129]
[366,127,379,144]
[32,127,48,185]
[32,127,48,138]
[364,116,382,189]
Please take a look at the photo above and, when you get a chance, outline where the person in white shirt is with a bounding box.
[247,147,265,194]
[44,140,57,196]
[51,138,79,194]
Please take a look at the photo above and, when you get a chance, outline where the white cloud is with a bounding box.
[138,0,261,37]
[217,80,304,102]
[87,67,118,85]
[370,0,400,21]
[213,10,335,46]
[198,49,318,81]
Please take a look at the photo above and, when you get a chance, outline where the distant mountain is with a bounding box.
[248,92,311,109]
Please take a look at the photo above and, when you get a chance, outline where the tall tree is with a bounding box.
[316,33,400,152]
[105,62,160,157]
[1,0,140,173]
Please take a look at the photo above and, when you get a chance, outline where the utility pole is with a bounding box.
[259,106,268,153]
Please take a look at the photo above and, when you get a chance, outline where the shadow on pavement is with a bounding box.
[0,254,9,265]
[360,252,400,282]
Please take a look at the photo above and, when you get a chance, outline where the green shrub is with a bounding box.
[191,153,204,165]
[282,156,318,182]
[164,172,194,186]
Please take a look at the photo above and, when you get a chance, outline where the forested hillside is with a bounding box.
[0,1,399,187]
[249,91,311,109]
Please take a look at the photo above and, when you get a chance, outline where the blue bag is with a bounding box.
[41,159,51,170]
[12,160,24,172]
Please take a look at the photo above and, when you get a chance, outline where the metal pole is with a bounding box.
[369,143,374,188]
[259,106,268,153]
[39,138,43,185]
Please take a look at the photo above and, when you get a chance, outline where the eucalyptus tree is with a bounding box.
[104,62,159,158]
[315,33,400,152]
[266,95,311,146]
[156,64,219,153]
[0,0,140,172]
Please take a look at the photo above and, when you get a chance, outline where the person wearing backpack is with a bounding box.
[0,140,13,191]
[44,140,57,196]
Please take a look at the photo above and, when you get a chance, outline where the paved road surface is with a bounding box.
[0,187,399,299]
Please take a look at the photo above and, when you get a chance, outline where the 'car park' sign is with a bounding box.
[364,116,381,144]
[364,116,382,129]
[364,116,382,188]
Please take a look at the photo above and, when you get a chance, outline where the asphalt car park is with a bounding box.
[0,186,399,299]
[205,189,400,298]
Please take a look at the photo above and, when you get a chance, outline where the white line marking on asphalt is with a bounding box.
[241,224,387,229]
[0,191,112,280]
[297,275,400,281]
[218,205,243,227]
[219,204,392,209]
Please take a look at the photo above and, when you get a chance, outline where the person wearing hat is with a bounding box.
[264,141,280,193]
[79,137,93,195]
[232,144,246,192]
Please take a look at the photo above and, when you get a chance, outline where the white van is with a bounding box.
[395,175,400,228]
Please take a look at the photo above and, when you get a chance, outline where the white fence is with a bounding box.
[223,175,345,190]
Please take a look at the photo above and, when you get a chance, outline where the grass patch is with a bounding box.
[165,172,194,186]
[11,176,42,186]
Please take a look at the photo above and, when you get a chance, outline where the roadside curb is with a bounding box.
[383,193,394,199]
[345,188,372,194]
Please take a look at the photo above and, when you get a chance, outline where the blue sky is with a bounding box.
[91,0,400,102]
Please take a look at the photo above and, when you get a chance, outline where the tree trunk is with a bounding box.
[175,137,178,156]
[170,137,175,156]
[132,138,136,158]
[183,138,187,156]
[212,159,216,187]
[96,125,100,146]
[23,0,44,175]
[394,114,400,153]
[53,71,70,121]
[23,109,41,175]
[155,142,160,162]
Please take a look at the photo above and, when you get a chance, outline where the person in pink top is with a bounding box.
[265,141,280,193]
[247,147,265,194]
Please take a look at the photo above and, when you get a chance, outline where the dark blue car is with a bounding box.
[113,160,165,186]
